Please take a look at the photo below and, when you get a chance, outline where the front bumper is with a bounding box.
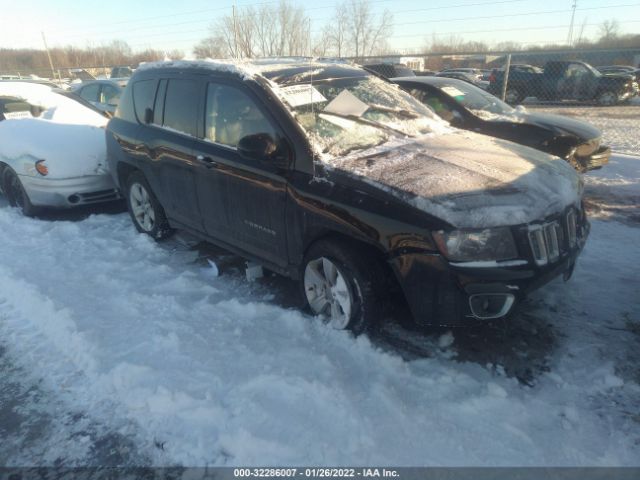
[391,211,590,327]
[18,173,121,208]
[577,145,610,171]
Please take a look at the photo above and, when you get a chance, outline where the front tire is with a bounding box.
[125,171,173,240]
[2,168,37,216]
[504,88,523,104]
[597,91,617,106]
[302,240,383,335]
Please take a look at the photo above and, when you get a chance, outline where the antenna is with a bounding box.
[309,17,317,170]
[567,0,577,46]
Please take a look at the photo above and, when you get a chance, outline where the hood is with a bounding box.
[599,73,635,83]
[515,111,601,141]
[326,130,582,229]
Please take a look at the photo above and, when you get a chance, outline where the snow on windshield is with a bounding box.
[279,76,451,158]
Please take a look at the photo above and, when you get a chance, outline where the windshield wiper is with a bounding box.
[319,111,408,137]
[367,103,420,119]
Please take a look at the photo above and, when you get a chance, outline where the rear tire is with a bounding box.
[125,171,173,240]
[301,239,383,336]
[2,167,37,217]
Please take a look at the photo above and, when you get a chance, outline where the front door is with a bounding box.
[192,81,289,266]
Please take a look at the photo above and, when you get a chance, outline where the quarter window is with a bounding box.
[132,79,157,123]
[204,83,276,148]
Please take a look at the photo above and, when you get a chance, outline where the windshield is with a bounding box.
[436,81,515,116]
[276,75,443,157]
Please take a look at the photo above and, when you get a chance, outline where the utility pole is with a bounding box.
[567,0,577,46]
[232,4,240,59]
[41,31,57,81]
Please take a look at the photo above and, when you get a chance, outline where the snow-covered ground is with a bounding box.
[1,152,639,467]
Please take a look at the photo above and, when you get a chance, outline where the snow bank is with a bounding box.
[326,130,581,228]
[0,206,637,466]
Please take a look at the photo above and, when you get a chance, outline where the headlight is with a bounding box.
[432,227,518,262]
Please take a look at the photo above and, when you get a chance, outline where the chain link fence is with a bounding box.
[361,48,640,156]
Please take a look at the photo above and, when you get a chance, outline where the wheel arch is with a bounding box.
[301,230,399,294]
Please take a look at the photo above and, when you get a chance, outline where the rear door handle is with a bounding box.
[196,155,217,167]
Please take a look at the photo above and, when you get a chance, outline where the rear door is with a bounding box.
[192,81,289,266]
[141,76,204,231]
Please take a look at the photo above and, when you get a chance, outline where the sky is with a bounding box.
[0,0,638,55]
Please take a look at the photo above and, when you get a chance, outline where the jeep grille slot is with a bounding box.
[528,210,579,266]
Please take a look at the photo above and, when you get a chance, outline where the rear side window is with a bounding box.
[162,79,199,137]
[132,79,157,123]
[79,83,100,102]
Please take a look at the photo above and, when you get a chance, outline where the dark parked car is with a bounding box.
[72,79,127,114]
[596,65,640,83]
[435,71,489,90]
[363,63,416,78]
[488,60,639,105]
[106,60,588,332]
[394,76,610,172]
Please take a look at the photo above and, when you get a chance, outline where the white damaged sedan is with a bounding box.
[0,82,120,216]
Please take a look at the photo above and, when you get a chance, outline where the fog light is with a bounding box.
[469,294,515,320]
[68,194,80,204]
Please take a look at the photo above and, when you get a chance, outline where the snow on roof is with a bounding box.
[135,58,355,82]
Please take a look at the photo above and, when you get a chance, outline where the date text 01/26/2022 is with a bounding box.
[233,468,399,478]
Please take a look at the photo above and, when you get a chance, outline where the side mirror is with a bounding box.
[238,133,290,169]
[144,107,153,124]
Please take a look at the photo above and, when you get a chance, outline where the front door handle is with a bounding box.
[196,155,217,167]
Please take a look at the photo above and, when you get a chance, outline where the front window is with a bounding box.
[436,81,515,117]
[274,75,443,157]
[205,83,276,149]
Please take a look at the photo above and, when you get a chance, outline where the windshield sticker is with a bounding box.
[441,86,466,98]
[3,110,32,120]
[323,89,369,117]
[279,85,327,107]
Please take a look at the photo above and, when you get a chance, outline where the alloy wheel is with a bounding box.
[304,257,353,330]
[129,182,156,232]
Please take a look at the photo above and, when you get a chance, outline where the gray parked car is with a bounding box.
[72,79,128,114]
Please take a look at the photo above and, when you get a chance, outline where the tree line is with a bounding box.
[0,0,638,78]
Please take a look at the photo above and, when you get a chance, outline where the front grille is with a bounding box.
[527,209,578,266]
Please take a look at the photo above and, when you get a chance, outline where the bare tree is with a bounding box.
[196,0,309,59]
[345,0,393,59]
[599,19,620,42]
[193,36,226,59]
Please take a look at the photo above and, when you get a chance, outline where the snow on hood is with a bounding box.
[326,130,582,228]
[0,83,108,178]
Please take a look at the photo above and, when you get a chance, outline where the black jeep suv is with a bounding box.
[106,59,589,333]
